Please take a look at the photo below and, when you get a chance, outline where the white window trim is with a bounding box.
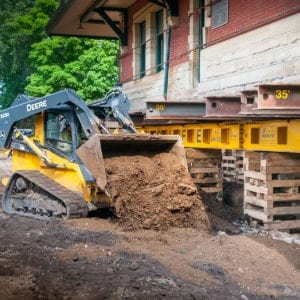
[132,4,166,80]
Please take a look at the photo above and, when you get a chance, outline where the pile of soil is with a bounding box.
[104,152,210,231]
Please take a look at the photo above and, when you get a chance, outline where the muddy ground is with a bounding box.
[0,158,300,299]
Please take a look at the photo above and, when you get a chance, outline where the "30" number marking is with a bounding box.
[155,104,166,111]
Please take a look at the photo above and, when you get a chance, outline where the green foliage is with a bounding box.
[0,0,119,108]
[26,38,119,101]
[0,0,58,108]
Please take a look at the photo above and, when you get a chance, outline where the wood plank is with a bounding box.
[192,177,220,184]
[244,196,267,209]
[244,171,269,180]
[261,159,300,168]
[189,167,219,174]
[265,220,300,230]
[260,165,300,174]
[222,155,235,160]
[244,209,268,222]
[245,164,261,172]
[223,178,235,183]
[222,170,236,175]
[266,179,300,187]
[261,152,300,162]
[271,206,300,215]
[189,162,221,169]
[185,148,222,159]
[200,187,222,193]
[221,163,236,168]
[244,151,261,159]
[263,193,300,201]
[244,183,272,194]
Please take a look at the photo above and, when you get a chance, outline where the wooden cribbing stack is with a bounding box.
[244,151,300,232]
[185,148,222,195]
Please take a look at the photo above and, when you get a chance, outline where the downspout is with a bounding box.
[163,2,172,100]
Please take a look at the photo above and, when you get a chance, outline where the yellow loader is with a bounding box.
[0,87,186,219]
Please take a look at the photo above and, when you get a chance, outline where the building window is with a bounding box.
[133,7,165,80]
[211,0,228,29]
[140,21,146,78]
[156,10,164,73]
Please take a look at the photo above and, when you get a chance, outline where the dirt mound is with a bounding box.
[104,152,210,231]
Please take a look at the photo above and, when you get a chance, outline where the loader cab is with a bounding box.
[45,110,87,160]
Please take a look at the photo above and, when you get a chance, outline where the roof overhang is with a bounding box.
[46,0,136,44]
[46,0,178,45]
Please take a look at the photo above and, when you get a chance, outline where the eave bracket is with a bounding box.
[94,7,128,46]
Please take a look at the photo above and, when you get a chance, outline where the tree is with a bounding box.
[0,0,119,108]
[0,0,58,108]
[26,37,119,101]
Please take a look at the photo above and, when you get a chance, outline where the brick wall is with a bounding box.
[119,0,145,83]
[207,0,300,45]
[121,0,300,82]
[121,0,300,113]
[120,52,133,83]
[169,0,189,67]
[120,0,190,82]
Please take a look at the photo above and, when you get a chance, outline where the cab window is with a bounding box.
[45,113,73,154]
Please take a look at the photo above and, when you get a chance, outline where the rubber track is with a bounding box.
[14,171,88,218]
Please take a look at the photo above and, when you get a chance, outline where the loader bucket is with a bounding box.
[76,133,187,195]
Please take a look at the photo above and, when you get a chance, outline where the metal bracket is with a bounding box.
[94,7,128,46]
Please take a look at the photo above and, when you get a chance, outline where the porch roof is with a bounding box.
[46,0,137,43]
[47,0,177,45]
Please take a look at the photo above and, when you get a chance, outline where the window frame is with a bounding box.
[132,5,166,80]
[139,21,146,78]
[211,0,228,29]
[156,9,164,73]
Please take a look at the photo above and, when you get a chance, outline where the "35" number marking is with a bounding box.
[275,89,290,100]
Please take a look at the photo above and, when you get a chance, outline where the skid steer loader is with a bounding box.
[0,87,186,219]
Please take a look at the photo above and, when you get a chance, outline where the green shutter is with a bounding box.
[156,10,164,73]
[140,21,146,78]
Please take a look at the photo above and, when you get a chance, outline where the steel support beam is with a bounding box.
[146,101,206,119]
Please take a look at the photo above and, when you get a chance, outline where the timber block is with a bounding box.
[186,148,222,195]
[222,149,244,183]
[244,151,300,231]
